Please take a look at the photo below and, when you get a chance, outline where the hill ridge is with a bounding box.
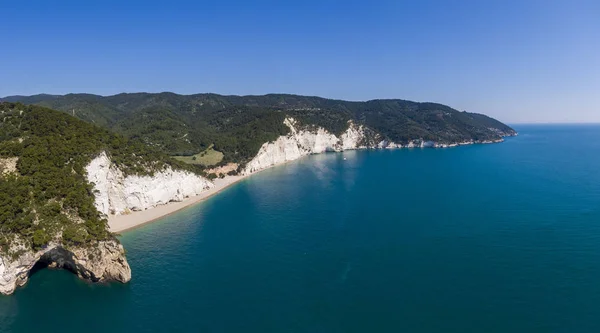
[2,93,517,168]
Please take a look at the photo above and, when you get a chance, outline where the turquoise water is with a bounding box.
[1,125,600,332]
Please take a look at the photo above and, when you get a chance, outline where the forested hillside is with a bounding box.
[0,94,516,258]
[0,102,199,255]
[2,93,516,167]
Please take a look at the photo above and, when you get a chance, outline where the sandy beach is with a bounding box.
[108,175,247,233]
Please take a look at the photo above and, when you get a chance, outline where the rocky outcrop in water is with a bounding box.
[0,240,130,295]
[0,150,215,295]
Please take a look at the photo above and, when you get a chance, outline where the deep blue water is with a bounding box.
[1,125,600,332]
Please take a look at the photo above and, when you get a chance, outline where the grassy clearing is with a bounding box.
[173,145,224,166]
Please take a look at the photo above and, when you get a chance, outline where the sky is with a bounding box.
[1,0,599,123]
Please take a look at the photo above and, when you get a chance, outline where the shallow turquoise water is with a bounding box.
[1,125,600,332]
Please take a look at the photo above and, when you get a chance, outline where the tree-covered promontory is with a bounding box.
[0,102,200,256]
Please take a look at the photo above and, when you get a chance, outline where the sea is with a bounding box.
[1,124,599,332]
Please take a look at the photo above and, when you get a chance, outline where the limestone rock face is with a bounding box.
[0,150,214,295]
[0,157,18,175]
[242,117,516,176]
[86,152,214,216]
[0,240,130,295]
[377,140,403,149]
[243,118,369,174]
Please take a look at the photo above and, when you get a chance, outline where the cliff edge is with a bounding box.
[86,152,214,216]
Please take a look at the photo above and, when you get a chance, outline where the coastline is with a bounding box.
[108,137,515,234]
[108,153,308,233]
[108,175,247,233]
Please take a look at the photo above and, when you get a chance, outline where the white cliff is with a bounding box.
[86,152,214,216]
[243,118,368,174]
[243,117,514,175]
[377,140,403,149]
[0,239,130,295]
[0,151,215,295]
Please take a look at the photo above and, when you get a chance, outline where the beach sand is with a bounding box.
[108,175,247,233]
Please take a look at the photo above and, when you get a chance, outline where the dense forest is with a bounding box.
[0,102,199,256]
[0,94,516,256]
[2,93,516,167]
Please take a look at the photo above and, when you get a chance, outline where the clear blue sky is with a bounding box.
[1,0,599,123]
